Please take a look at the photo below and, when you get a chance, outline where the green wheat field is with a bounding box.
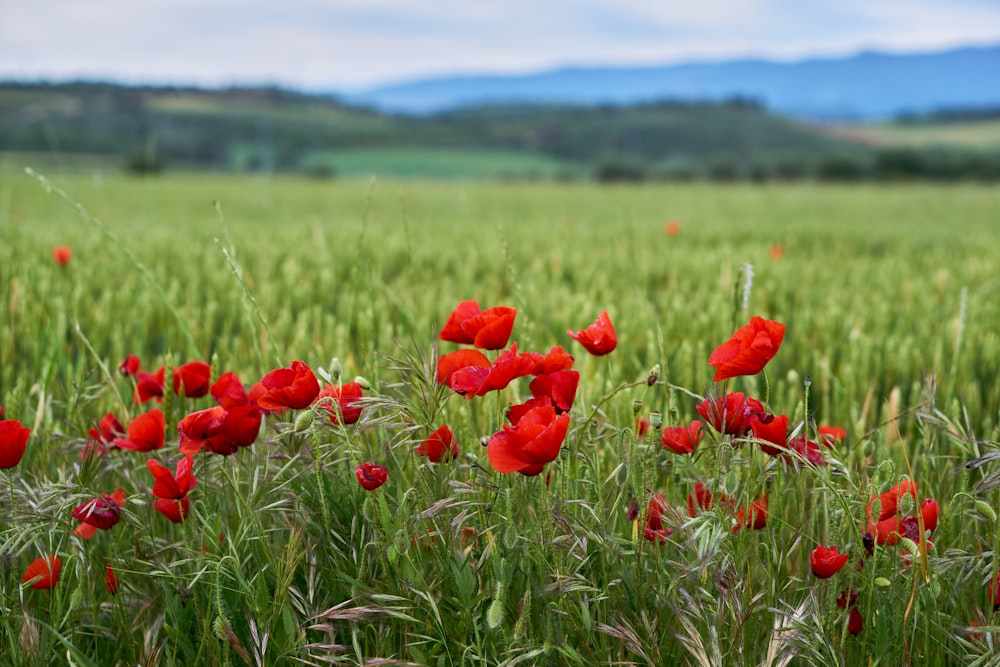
[1,171,1000,666]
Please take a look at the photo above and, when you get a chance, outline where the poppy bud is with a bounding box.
[874,577,891,587]
[328,357,342,378]
[294,409,315,433]
[353,376,372,390]
[975,500,997,522]
[899,537,919,555]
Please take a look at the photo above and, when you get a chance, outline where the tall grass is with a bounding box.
[1,172,998,665]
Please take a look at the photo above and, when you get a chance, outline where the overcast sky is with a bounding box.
[2,0,999,92]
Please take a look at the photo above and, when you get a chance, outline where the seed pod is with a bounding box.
[975,500,997,522]
[293,409,315,433]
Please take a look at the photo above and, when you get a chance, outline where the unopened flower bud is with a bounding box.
[975,500,997,522]
[353,375,372,390]
[647,364,660,386]
[874,577,891,587]
[480,435,490,448]
[294,409,315,433]
[632,399,643,416]
[328,357,342,377]
[899,537,919,555]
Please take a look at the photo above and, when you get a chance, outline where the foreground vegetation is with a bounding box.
[1,174,999,665]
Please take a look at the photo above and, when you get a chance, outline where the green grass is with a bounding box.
[1,172,999,665]
[302,148,576,179]
[835,119,1000,148]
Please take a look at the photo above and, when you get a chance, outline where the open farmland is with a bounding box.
[1,173,999,665]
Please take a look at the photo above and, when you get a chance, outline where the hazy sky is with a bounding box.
[2,0,999,91]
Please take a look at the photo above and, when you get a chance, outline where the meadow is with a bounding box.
[1,172,999,666]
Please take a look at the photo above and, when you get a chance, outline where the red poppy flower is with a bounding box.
[530,345,575,375]
[769,243,785,260]
[255,361,320,411]
[72,493,124,530]
[991,569,1000,611]
[787,437,825,467]
[439,300,517,350]
[172,361,211,398]
[118,354,140,377]
[178,405,261,456]
[356,462,388,490]
[920,498,939,533]
[732,495,768,532]
[418,424,458,463]
[635,417,651,437]
[0,419,30,469]
[697,393,766,437]
[707,316,785,382]
[73,488,126,539]
[83,412,124,457]
[135,366,166,404]
[847,608,863,635]
[315,382,364,425]
[643,493,673,544]
[811,545,849,578]
[436,349,491,388]
[105,564,119,595]
[153,496,191,523]
[147,453,197,500]
[818,424,847,447]
[23,555,61,590]
[750,414,788,456]
[446,344,538,396]
[687,482,734,517]
[660,420,704,455]
[528,370,579,413]
[0,404,4,419]
[113,408,165,452]
[52,245,72,266]
[665,220,681,237]
[487,403,569,476]
[505,396,553,426]
[210,371,251,409]
[567,310,617,356]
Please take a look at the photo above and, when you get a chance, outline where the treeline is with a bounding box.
[3,81,1000,182]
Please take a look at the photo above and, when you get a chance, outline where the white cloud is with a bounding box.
[1,0,999,89]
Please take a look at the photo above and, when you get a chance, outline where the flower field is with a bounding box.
[1,172,1000,666]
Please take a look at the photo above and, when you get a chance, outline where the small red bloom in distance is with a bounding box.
[439,300,517,350]
[707,316,785,382]
[23,555,61,590]
[769,243,785,260]
[255,361,320,411]
[686,482,735,517]
[172,361,211,398]
[84,412,125,457]
[315,382,364,425]
[697,392,766,437]
[418,425,459,463]
[52,245,72,266]
[818,424,847,447]
[664,220,681,237]
[135,366,166,404]
[113,408,165,452]
[105,564,119,595]
[732,495,768,532]
[0,419,30,469]
[643,493,673,544]
[567,310,617,356]
[660,420,704,455]
[847,608,864,635]
[487,403,569,476]
[811,545,850,578]
[356,462,388,490]
[118,354,140,376]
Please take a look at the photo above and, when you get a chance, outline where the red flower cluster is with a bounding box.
[696,393,765,437]
[130,359,213,404]
[440,300,517,350]
[487,402,569,477]
[0,419,30,469]
[147,453,197,522]
[567,310,617,356]
[837,589,863,635]
[866,480,939,546]
[707,316,785,382]
[84,412,124,457]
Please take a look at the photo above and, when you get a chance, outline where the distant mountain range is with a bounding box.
[346,44,1000,119]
